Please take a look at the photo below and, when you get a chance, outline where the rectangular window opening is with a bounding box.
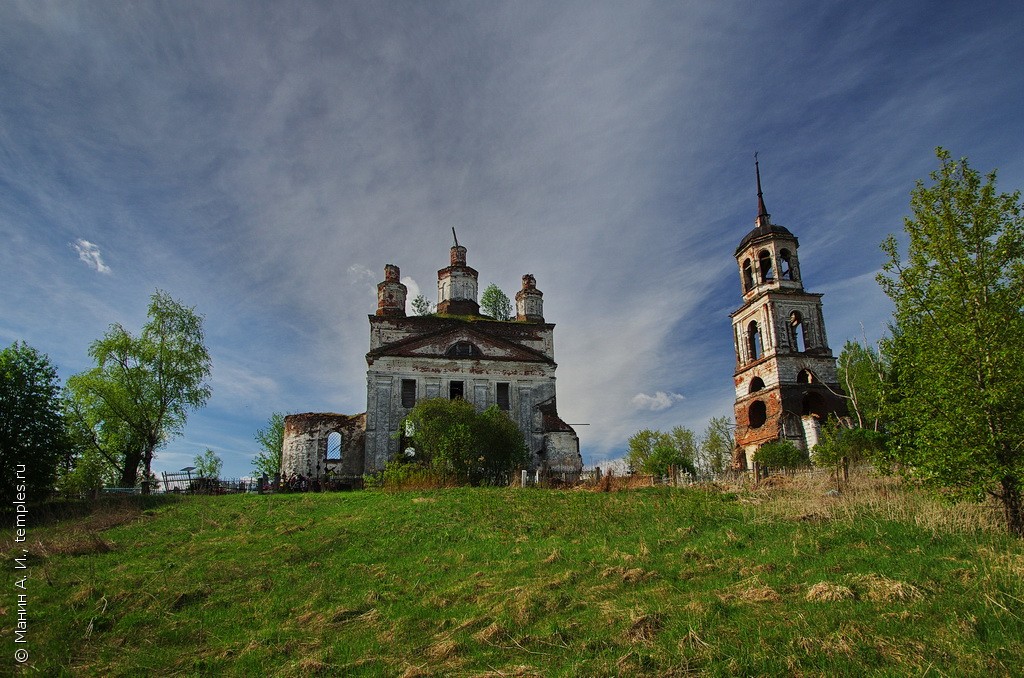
[496,383,510,411]
[449,380,464,400]
[401,379,417,408]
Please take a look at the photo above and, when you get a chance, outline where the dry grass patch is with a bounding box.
[806,581,855,602]
[854,574,923,602]
[625,610,663,643]
[601,565,656,584]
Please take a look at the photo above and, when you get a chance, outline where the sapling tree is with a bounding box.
[878,148,1024,536]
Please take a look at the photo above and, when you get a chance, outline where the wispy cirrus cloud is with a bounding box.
[71,239,111,274]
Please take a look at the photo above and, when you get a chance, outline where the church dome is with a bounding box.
[735,222,796,256]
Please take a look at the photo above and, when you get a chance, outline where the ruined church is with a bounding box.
[281,238,583,482]
[730,160,846,468]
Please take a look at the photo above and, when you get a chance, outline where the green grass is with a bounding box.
[5,475,1024,676]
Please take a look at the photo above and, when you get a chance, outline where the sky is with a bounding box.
[3,1,1023,480]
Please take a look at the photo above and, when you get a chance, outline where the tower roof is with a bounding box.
[735,155,796,256]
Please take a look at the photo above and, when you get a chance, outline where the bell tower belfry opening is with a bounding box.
[729,156,846,469]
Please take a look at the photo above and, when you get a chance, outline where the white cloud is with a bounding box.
[71,239,111,274]
[631,391,686,412]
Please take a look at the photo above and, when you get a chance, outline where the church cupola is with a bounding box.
[515,273,544,322]
[437,229,480,316]
[376,264,408,317]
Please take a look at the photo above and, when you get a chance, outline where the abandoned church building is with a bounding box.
[730,161,846,468]
[280,239,583,483]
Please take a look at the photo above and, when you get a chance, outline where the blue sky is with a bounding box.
[3,1,1023,479]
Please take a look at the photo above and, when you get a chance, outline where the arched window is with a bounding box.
[742,259,754,292]
[747,321,763,361]
[780,249,794,280]
[748,400,767,428]
[749,377,765,393]
[446,342,480,357]
[802,393,826,417]
[797,369,817,384]
[326,431,343,461]
[789,311,806,352]
[758,249,773,282]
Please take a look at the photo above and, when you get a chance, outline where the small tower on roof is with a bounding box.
[437,229,480,316]
[515,274,544,322]
[376,264,407,317]
[729,155,846,468]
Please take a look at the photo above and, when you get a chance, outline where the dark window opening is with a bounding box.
[780,249,794,280]
[747,320,763,361]
[802,392,826,417]
[758,249,773,282]
[326,431,343,460]
[446,342,480,357]
[449,380,464,400]
[742,259,754,292]
[496,382,510,411]
[749,377,765,393]
[748,400,767,428]
[401,379,416,408]
[789,311,806,352]
[797,369,817,384]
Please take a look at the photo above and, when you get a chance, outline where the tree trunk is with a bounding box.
[119,449,143,488]
[1001,477,1024,538]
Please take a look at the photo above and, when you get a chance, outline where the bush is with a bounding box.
[755,440,809,472]
[401,398,528,486]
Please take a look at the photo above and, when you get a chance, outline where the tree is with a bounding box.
[754,440,808,472]
[0,342,72,502]
[812,416,887,492]
[878,148,1024,536]
[66,290,212,492]
[411,294,434,316]
[696,416,733,478]
[401,398,527,485]
[836,339,887,431]
[252,412,285,477]
[194,448,223,479]
[626,427,696,477]
[480,283,513,321]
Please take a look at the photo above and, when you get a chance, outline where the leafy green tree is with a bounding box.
[878,148,1024,536]
[480,283,513,321]
[411,294,434,316]
[252,412,285,477]
[194,448,223,479]
[812,416,887,491]
[696,416,733,478]
[836,340,887,431]
[66,290,212,492]
[0,342,72,502]
[754,440,808,472]
[626,427,696,476]
[401,398,527,485]
[56,447,119,499]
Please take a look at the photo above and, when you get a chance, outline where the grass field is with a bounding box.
[4,472,1023,676]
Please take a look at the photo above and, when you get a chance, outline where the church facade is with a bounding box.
[730,161,846,468]
[281,239,582,483]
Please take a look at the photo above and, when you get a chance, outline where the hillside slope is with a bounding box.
[6,476,1023,676]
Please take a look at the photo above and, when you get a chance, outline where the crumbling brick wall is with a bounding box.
[281,412,366,480]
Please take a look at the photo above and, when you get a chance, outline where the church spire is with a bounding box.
[755,152,770,228]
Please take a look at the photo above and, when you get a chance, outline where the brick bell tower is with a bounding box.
[730,156,846,469]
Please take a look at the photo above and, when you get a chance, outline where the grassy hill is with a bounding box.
[5,474,1023,676]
